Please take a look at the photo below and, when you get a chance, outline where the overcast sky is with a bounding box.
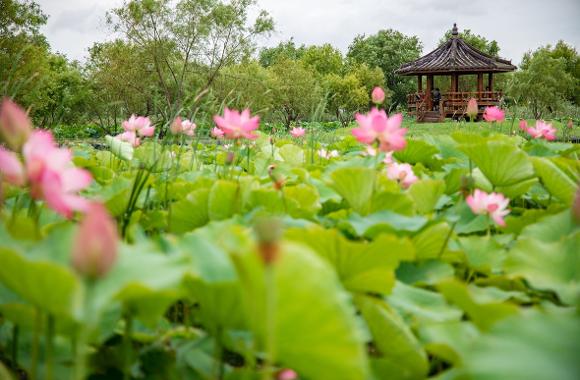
[38,0,580,65]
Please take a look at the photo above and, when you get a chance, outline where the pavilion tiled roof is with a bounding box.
[396,24,517,75]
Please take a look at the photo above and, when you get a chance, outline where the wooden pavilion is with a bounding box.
[396,24,516,122]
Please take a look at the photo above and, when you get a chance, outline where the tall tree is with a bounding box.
[347,29,422,108]
[438,28,500,57]
[258,38,305,67]
[300,44,343,76]
[107,0,273,112]
[510,49,575,118]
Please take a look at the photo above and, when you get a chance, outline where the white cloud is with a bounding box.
[37,0,580,64]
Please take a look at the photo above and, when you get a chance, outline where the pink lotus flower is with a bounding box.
[170,117,196,136]
[483,106,505,122]
[211,127,225,138]
[0,147,25,186]
[466,189,510,227]
[71,202,118,280]
[0,98,32,151]
[383,151,394,164]
[122,115,154,136]
[290,127,305,138]
[213,108,260,140]
[115,131,140,147]
[23,131,92,218]
[518,119,528,131]
[371,86,385,104]
[115,115,155,146]
[526,120,556,141]
[466,98,478,120]
[352,108,406,152]
[386,162,417,189]
[364,146,377,157]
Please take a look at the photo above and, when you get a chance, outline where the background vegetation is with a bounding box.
[1,0,579,137]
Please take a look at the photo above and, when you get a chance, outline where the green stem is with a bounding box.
[123,313,133,380]
[45,314,55,380]
[11,325,18,368]
[31,308,42,380]
[262,266,276,380]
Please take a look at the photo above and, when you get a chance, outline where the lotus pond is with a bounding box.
[0,102,579,380]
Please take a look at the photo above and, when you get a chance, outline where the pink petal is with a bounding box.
[0,147,25,186]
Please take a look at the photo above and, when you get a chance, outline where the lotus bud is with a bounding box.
[0,98,32,151]
[268,164,285,190]
[253,216,283,265]
[572,185,580,225]
[276,369,298,380]
[519,119,528,131]
[567,119,574,129]
[465,98,478,121]
[71,203,118,280]
[225,151,235,165]
[170,116,183,135]
[371,87,385,104]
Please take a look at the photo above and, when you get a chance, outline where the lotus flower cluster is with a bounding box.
[116,115,155,147]
[170,117,196,136]
[526,120,556,141]
[386,162,418,189]
[0,99,92,218]
[483,106,505,122]
[352,108,407,152]
[213,108,260,140]
[290,127,305,138]
[466,189,510,227]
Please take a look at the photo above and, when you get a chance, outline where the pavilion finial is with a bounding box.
[452,23,458,37]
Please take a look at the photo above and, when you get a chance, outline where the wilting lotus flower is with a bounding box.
[290,127,305,138]
[0,98,32,151]
[317,148,339,159]
[526,120,556,141]
[170,117,196,136]
[483,106,505,122]
[71,202,118,280]
[276,369,298,380]
[466,189,510,227]
[386,162,418,189]
[371,87,385,104]
[465,98,478,121]
[352,108,407,152]
[519,119,528,131]
[213,108,259,140]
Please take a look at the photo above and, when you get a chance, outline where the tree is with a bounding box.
[324,73,368,127]
[521,41,580,105]
[438,28,500,57]
[268,59,322,128]
[509,49,575,118]
[212,60,273,114]
[258,38,305,67]
[0,0,51,111]
[300,44,343,76]
[347,29,422,108]
[107,0,274,112]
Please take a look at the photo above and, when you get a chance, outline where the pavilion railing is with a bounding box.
[407,91,503,118]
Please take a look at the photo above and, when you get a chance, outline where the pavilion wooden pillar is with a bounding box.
[426,74,434,110]
[450,73,459,102]
[477,73,483,99]
[488,73,494,92]
[417,75,422,93]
